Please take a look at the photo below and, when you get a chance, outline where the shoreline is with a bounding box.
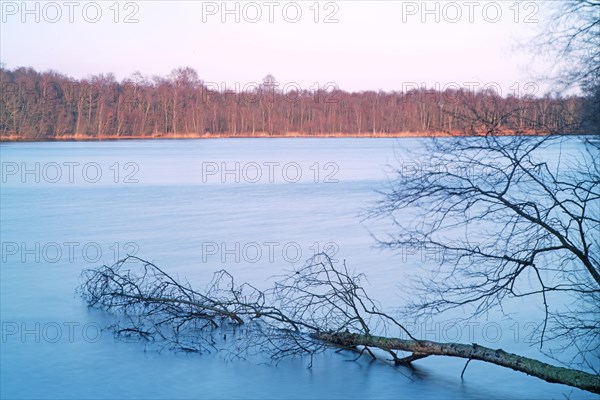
[0,130,559,143]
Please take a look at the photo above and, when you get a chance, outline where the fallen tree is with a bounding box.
[78,255,599,394]
[317,333,599,393]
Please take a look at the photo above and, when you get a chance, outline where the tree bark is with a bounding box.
[316,332,600,394]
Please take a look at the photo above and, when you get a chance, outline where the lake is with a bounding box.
[0,138,595,399]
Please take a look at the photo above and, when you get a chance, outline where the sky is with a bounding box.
[0,1,558,94]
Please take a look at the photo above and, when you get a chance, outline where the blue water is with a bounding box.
[0,138,595,399]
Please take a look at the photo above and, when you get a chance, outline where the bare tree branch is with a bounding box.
[370,124,599,374]
[79,254,600,393]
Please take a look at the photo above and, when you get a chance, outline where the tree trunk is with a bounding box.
[316,332,600,394]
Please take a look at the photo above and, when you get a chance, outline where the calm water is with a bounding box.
[0,138,594,399]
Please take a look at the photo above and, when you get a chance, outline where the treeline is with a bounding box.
[0,66,585,140]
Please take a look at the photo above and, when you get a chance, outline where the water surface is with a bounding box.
[0,138,594,399]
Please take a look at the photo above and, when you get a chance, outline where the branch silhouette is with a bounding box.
[79,254,599,393]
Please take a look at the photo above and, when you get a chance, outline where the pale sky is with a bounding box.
[0,1,557,94]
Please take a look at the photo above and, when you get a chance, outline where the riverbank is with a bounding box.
[0,130,553,142]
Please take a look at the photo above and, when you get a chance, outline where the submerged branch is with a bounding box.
[316,332,600,394]
[78,255,599,394]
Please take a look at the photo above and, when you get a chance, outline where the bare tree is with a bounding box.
[0,65,583,140]
[534,0,600,91]
[79,253,600,393]
[532,0,600,133]
[371,129,599,370]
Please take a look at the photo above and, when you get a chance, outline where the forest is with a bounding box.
[0,66,585,140]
